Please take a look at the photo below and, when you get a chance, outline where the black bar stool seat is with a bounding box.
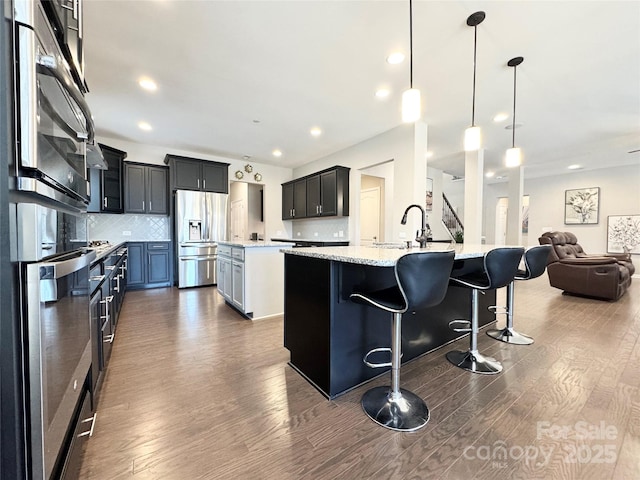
[446,247,524,374]
[350,250,455,432]
[486,245,552,344]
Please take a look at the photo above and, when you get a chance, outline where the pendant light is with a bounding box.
[505,56,524,167]
[402,0,421,122]
[464,11,485,151]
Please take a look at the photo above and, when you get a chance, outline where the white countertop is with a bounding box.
[281,244,523,266]
[218,240,294,248]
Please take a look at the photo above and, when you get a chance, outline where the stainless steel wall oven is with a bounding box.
[13,1,97,478]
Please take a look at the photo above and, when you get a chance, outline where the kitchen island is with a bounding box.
[217,240,293,320]
[282,244,503,398]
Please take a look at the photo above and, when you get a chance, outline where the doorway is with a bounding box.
[229,181,264,241]
[360,174,385,245]
[495,195,530,246]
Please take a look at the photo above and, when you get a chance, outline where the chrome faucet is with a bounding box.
[401,204,432,248]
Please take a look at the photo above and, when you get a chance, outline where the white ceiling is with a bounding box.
[83,1,640,180]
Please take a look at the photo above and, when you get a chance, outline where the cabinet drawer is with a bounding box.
[231,247,245,261]
[60,391,95,480]
[147,242,169,250]
[218,245,232,257]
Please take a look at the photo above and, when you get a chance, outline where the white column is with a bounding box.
[463,149,484,244]
[506,165,524,245]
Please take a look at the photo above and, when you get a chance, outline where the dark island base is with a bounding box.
[284,254,497,399]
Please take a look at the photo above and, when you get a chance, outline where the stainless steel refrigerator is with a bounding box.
[175,190,228,288]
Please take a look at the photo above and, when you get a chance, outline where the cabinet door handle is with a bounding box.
[142,200,145,211]
[103,334,115,344]
[197,178,200,188]
[77,413,97,438]
[319,205,323,214]
[292,208,295,217]
[203,179,206,190]
[149,201,152,211]
[103,197,107,208]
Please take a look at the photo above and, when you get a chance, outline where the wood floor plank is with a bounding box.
[78,276,640,479]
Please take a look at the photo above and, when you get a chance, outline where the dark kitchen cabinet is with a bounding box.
[127,242,172,290]
[282,179,307,220]
[88,144,126,213]
[164,154,229,193]
[124,163,169,215]
[282,166,349,220]
[42,0,86,92]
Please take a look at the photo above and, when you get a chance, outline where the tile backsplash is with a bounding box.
[89,214,170,242]
[290,217,349,240]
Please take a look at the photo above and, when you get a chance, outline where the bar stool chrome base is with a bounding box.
[446,349,503,375]
[362,386,430,432]
[486,326,534,345]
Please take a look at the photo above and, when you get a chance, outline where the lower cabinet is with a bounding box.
[127,242,172,289]
[59,387,95,480]
[217,254,232,301]
[217,243,291,319]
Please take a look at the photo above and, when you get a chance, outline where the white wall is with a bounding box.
[95,136,293,240]
[483,164,640,253]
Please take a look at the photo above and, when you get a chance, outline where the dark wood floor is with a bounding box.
[79,276,640,479]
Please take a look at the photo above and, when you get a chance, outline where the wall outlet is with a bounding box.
[122,231,131,236]
[333,232,338,237]
[338,230,344,237]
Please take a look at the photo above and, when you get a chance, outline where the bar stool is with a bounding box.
[446,247,524,375]
[350,250,455,431]
[486,245,552,345]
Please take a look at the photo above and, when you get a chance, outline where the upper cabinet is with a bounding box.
[88,144,126,214]
[282,179,307,220]
[282,166,349,220]
[164,155,229,193]
[124,163,169,215]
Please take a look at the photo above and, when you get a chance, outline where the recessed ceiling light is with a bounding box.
[253,119,261,124]
[425,151,434,159]
[493,113,509,122]
[375,88,390,98]
[567,164,583,170]
[138,77,157,91]
[138,121,152,131]
[242,155,251,160]
[272,149,282,157]
[386,52,405,64]
[310,127,322,137]
[485,171,495,178]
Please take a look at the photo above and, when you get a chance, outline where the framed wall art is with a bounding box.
[425,178,433,211]
[564,187,599,224]
[607,215,640,254]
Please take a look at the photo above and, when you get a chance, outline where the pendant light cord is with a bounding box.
[512,65,517,148]
[471,26,477,127]
[409,0,413,89]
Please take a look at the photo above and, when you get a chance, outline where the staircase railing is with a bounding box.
[442,193,464,241]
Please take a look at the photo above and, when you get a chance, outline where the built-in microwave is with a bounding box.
[15,1,94,211]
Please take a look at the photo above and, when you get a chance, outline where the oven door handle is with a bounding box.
[36,250,97,279]
[36,58,94,142]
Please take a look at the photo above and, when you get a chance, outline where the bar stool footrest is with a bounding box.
[448,319,471,333]
[488,305,508,315]
[486,327,534,345]
[361,386,430,432]
[446,349,503,375]
[363,347,396,368]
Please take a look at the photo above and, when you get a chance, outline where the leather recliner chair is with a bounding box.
[539,231,634,301]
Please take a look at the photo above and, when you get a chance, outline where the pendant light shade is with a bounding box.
[464,11,485,151]
[505,147,522,168]
[505,56,524,167]
[402,0,421,123]
[402,88,421,123]
[464,126,481,151]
